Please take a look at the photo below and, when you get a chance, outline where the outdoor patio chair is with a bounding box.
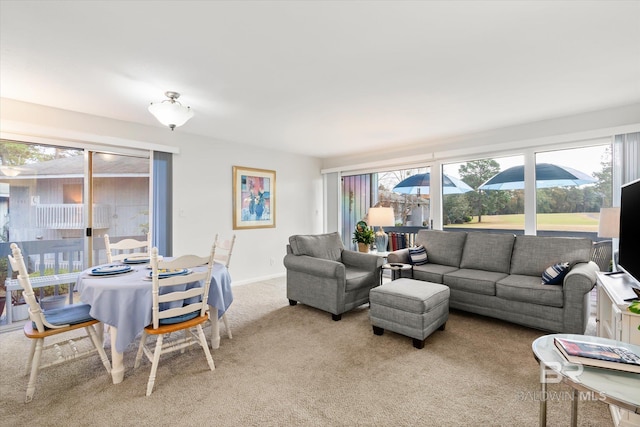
[134,245,216,396]
[591,240,613,272]
[104,233,151,263]
[210,233,235,339]
[8,243,112,403]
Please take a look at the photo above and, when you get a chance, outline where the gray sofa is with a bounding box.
[284,232,384,320]
[387,230,599,334]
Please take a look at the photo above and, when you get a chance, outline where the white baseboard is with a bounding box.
[231,272,285,287]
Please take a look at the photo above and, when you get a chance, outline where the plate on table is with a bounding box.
[123,256,150,264]
[148,268,191,279]
[90,264,133,276]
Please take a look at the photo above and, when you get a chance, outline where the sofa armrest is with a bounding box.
[387,249,410,264]
[283,254,345,278]
[563,261,599,294]
[341,250,384,270]
[562,261,599,333]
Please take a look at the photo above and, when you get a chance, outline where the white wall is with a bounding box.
[172,136,324,284]
[0,98,324,284]
[321,103,640,172]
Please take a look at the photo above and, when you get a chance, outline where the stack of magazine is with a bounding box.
[554,337,640,374]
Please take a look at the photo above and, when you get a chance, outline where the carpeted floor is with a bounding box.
[0,277,611,426]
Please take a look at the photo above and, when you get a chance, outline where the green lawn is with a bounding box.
[447,212,599,232]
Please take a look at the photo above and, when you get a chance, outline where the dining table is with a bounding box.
[75,259,233,384]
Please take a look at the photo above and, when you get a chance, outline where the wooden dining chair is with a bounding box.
[8,243,112,403]
[134,245,217,396]
[104,233,150,263]
[211,233,235,339]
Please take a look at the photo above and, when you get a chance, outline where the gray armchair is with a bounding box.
[284,232,383,321]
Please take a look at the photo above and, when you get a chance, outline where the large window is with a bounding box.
[443,155,524,232]
[535,145,611,235]
[441,144,611,236]
[341,166,430,249]
[338,140,616,252]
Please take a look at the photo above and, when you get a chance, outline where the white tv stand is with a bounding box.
[596,272,640,427]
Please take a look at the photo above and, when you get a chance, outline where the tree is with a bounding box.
[0,141,76,166]
[593,147,612,207]
[443,194,472,224]
[503,189,524,215]
[458,160,501,223]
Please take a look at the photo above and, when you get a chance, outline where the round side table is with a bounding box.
[382,263,413,281]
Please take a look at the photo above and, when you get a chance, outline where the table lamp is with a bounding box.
[367,207,395,252]
[598,207,620,239]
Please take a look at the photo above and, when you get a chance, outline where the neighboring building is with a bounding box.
[0,154,149,243]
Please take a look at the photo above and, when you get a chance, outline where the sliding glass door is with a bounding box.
[0,140,151,324]
[90,151,150,265]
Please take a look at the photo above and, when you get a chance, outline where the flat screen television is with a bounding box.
[618,178,640,285]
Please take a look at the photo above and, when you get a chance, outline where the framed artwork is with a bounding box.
[232,166,276,229]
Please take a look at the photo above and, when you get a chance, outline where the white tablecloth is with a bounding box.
[76,262,233,353]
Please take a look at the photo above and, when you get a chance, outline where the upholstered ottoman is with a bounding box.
[369,278,449,349]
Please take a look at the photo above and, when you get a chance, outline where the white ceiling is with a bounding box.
[1,1,639,158]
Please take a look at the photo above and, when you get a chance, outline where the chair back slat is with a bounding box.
[157,254,210,271]
[104,233,151,263]
[157,286,206,303]
[8,243,65,332]
[149,244,216,329]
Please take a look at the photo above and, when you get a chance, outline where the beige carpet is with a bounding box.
[0,277,611,426]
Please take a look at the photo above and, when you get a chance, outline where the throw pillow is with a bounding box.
[408,245,428,265]
[541,262,570,285]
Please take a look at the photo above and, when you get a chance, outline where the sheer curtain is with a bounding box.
[611,132,638,265]
[613,132,640,203]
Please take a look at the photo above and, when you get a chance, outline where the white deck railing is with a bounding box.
[35,204,111,229]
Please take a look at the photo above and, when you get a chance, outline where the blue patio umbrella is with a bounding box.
[392,173,474,195]
[479,163,596,191]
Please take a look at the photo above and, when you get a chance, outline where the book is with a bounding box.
[553,337,640,374]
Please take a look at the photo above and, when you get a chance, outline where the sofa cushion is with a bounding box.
[412,264,458,284]
[460,232,515,274]
[443,269,506,296]
[289,232,344,262]
[408,245,428,265]
[369,278,449,314]
[415,230,467,267]
[510,236,592,276]
[496,274,564,307]
[41,303,94,327]
[345,267,376,292]
[542,262,570,285]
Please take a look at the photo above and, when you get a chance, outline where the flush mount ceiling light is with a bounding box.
[148,91,194,131]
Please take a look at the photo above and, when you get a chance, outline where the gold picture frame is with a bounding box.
[232,166,276,229]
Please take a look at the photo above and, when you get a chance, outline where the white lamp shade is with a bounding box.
[598,207,620,238]
[367,207,395,227]
[148,101,194,128]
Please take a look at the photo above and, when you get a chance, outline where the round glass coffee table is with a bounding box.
[531,334,640,427]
